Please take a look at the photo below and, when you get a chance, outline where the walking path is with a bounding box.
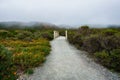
[27,36,119,80]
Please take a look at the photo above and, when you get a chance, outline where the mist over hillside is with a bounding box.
[0,22,120,29]
[0,22,59,29]
[0,21,56,27]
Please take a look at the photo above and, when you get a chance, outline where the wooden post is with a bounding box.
[54,31,55,39]
[65,30,67,39]
[54,30,59,39]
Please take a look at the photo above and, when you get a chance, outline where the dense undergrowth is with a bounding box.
[68,26,120,73]
[1,24,120,79]
[0,27,53,80]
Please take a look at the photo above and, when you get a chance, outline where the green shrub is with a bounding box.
[82,35,103,53]
[99,35,120,54]
[41,32,53,40]
[0,30,14,39]
[16,31,33,40]
[39,46,51,56]
[0,37,51,79]
[68,30,76,43]
[95,51,111,68]
[78,25,91,36]
[25,68,34,75]
[13,52,45,70]
[68,27,120,73]
[0,44,17,80]
[95,49,120,72]
[101,29,118,36]
[72,34,83,48]
[80,25,89,30]
[0,26,53,79]
[95,51,109,58]
[110,49,120,71]
[33,31,42,39]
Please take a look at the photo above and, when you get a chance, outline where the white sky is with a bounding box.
[0,0,120,25]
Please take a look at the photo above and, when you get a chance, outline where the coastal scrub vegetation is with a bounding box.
[68,26,120,73]
[0,25,53,80]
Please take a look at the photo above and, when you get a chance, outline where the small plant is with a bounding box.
[25,68,34,75]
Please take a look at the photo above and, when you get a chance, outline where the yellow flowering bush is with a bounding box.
[0,38,51,79]
[0,28,53,79]
[13,52,45,69]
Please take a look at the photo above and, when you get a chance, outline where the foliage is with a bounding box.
[82,35,103,53]
[40,31,53,40]
[0,39,50,65]
[80,25,89,30]
[110,49,120,71]
[0,38,51,79]
[25,68,34,75]
[95,49,120,72]
[68,26,120,73]
[0,29,54,41]
[16,31,33,41]
[0,44,17,80]
[95,51,111,67]
[12,52,45,69]
[0,30,14,39]
[0,27,52,79]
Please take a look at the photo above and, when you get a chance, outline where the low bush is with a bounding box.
[41,31,53,40]
[25,68,34,75]
[110,49,120,71]
[13,52,45,69]
[0,30,14,39]
[68,27,120,73]
[95,51,111,67]
[0,25,53,79]
[95,49,120,72]
[82,35,103,53]
[0,38,51,79]
[16,31,33,41]
[0,44,17,80]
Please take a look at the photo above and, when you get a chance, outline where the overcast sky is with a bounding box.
[0,0,120,25]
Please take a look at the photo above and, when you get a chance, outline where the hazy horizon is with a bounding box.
[0,0,120,26]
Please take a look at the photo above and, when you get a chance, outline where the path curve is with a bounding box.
[28,36,120,80]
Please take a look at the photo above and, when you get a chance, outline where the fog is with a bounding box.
[0,0,120,26]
